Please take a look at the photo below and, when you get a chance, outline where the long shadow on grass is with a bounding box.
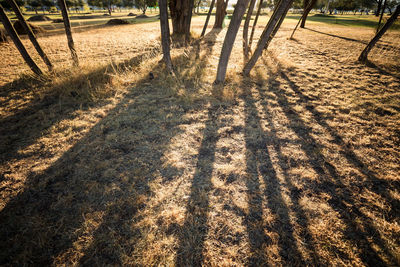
[174,28,223,265]
[305,27,400,55]
[258,57,398,265]
[241,83,307,265]
[0,46,160,171]
[0,47,211,264]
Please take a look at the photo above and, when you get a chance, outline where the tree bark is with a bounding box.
[375,0,383,16]
[359,4,400,63]
[7,0,53,71]
[264,0,291,48]
[300,0,317,28]
[169,0,194,42]
[58,0,79,66]
[215,0,250,83]
[290,0,314,39]
[159,0,173,71]
[377,0,387,32]
[243,0,293,75]
[249,0,263,48]
[214,0,228,28]
[243,0,257,57]
[201,0,215,37]
[0,4,43,75]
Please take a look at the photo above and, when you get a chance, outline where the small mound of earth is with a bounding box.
[106,19,130,25]
[0,28,7,42]
[52,18,64,23]
[127,13,136,16]
[136,14,149,18]
[27,15,52,21]
[13,21,45,35]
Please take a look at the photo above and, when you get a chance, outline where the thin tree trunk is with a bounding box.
[249,0,263,48]
[264,0,291,49]
[0,4,42,75]
[243,0,293,75]
[376,0,383,16]
[201,0,215,37]
[359,4,400,63]
[58,0,79,66]
[7,0,53,71]
[300,0,317,28]
[290,0,314,39]
[215,0,250,83]
[377,0,387,32]
[184,0,194,43]
[243,0,257,57]
[214,0,228,28]
[159,0,173,71]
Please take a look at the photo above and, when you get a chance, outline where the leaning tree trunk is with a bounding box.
[58,0,79,66]
[0,4,42,75]
[359,4,400,63]
[169,0,194,43]
[243,0,293,76]
[243,0,257,57]
[375,0,383,16]
[377,0,387,32]
[214,0,228,28]
[159,0,173,71]
[201,0,215,37]
[264,0,291,49]
[300,0,317,28]
[249,0,264,48]
[290,0,314,39]
[215,0,250,83]
[7,0,53,71]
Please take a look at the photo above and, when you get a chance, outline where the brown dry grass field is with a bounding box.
[0,14,400,266]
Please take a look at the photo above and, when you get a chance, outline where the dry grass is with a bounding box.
[0,15,399,266]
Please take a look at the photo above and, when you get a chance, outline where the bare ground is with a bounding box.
[0,16,399,266]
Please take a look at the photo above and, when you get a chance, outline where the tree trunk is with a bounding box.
[0,4,43,75]
[300,0,317,28]
[169,0,194,42]
[7,0,53,71]
[290,0,314,39]
[359,4,400,63]
[159,0,173,71]
[58,0,79,66]
[214,0,227,28]
[243,0,257,57]
[215,0,250,83]
[243,0,293,76]
[201,0,215,37]
[264,0,291,48]
[249,0,263,48]
[377,0,387,32]
[375,0,383,16]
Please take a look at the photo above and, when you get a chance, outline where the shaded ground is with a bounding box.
[0,16,399,266]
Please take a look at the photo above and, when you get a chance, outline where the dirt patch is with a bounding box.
[0,28,7,42]
[106,19,130,25]
[128,13,136,16]
[13,21,45,35]
[136,14,149,18]
[27,15,52,21]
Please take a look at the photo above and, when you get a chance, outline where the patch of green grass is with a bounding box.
[286,13,400,30]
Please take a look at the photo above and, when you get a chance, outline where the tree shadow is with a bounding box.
[0,33,224,264]
[241,81,307,265]
[0,46,160,168]
[305,27,400,54]
[257,56,399,266]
